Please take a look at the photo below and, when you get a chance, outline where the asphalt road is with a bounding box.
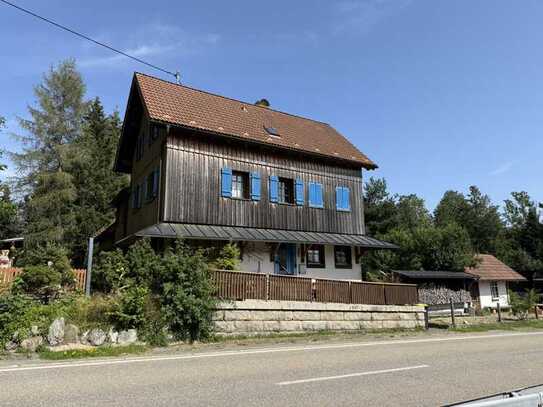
[2,331,543,406]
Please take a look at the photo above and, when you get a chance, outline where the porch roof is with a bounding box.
[393,270,477,280]
[133,223,398,249]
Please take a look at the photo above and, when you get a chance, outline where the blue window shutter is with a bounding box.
[250,172,261,201]
[316,183,324,208]
[269,175,279,202]
[336,187,342,210]
[295,178,304,205]
[343,187,350,210]
[309,182,323,208]
[221,167,232,197]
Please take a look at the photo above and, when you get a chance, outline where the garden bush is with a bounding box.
[157,241,217,341]
[212,242,240,271]
[509,289,540,320]
[17,243,75,287]
[110,285,149,331]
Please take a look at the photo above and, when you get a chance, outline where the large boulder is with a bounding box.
[87,328,106,346]
[20,336,43,352]
[4,341,17,351]
[108,328,119,344]
[117,329,138,345]
[64,324,80,344]
[47,318,65,346]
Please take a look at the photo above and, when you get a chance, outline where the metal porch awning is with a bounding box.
[132,223,398,249]
[392,270,477,280]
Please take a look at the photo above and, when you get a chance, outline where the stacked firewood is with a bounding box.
[418,284,472,305]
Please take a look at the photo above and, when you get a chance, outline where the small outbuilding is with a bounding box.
[466,254,526,309]
[393,254,527,311]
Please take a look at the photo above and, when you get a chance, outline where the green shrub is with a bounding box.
[93,249,129,292]
[17,243,74,287]
[139,295,169,346]
[213,242,240,271]
[0,292,76,346]
[15,265,62,302]
[125,239,162,290]
[63,294,116,330]
[110,285,149,331]
[159,241,217,342]
[509,289,539,320]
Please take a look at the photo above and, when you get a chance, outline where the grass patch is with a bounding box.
[39,344,148,360]
[449,319,543,333]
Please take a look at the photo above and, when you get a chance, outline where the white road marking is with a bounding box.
[0,331,541,374]
[276,364,429,386]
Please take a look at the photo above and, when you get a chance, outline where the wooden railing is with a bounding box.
[269,275,313,302]
[0,268,87,291]
[213,270,418,305]
[212,269,267,300]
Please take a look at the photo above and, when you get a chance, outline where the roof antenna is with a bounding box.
[175,71,181,84]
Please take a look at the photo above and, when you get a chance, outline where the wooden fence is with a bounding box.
[213,270,418,305]
[0,268,87,291]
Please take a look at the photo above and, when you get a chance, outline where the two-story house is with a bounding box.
[100,73,395,281]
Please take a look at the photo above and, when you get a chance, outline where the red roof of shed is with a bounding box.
[465,254,526,281]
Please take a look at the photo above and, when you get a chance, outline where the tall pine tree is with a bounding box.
[0,116,19,239]
[66,98,128,265]
[11,60,86,250]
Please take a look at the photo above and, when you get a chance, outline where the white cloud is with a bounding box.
[333,0,413,35]
[489,161,514,176]
[79,43,176,68]
[78,23,220,69]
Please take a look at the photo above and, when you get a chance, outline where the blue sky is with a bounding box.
[1,0,542,210]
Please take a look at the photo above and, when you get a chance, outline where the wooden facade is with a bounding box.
[162,128,366,235]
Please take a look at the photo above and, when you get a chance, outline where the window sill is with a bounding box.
[335,265,353,269]
[308,205,324,209]
[337,209,351,213]
[306,264,326,269]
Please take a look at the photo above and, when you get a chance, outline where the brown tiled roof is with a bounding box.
[134,73,377,169]
[465,254,526,281]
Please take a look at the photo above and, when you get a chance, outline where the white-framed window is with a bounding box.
[231,171,249,199]
[490,281,499,300]
[278,177,294,204]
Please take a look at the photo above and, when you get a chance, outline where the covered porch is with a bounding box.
[128,222,398,281]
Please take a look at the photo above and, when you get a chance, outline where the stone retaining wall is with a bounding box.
[213,300,425,335]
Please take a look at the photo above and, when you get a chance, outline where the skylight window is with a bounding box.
[264,126,280,138]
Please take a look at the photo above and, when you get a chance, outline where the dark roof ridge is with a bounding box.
[133,71,332,127]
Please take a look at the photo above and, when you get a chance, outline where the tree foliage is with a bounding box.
[10,60,126,265]
[434,186,502,253]
[0,118,19,239]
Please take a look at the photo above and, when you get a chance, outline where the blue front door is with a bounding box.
[274,243,296,275]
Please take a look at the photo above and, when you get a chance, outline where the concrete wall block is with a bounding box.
[292,311,322,321]
[398,313,417,321]
[381,320,401,329]
[359,320,382,330]
[301,321,328,331]
[261,321,282,332]
[343,312,372,321]
[212,311,224,321]
[214,321,236,333]
[279,321,303,331]
[223,310,254,321]
[320,311,345,321]
[397,320,418,329]
[371,312,400,321]
[326,321,360,331]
